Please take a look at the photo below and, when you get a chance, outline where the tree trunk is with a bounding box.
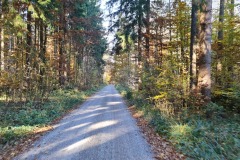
[0,1,4,72]
[169,0,172,42]
[39,19,44,77]
[26,9,32,94]
[137,3,143,90]
[145,0,150,69]
[190,0,198,89]
[26,10,32,71]
[226,0,234,87]
[137,10,142,66]
[58,3,65,86]
[218,0,224,41]
[58,31,64,85]
[229,0,234,45]
[216,0,225,86]
[0,20,4,72]
[230,0,234,16]
[197,0,212,101]
[67,37,72,82]
[39,20,47,90]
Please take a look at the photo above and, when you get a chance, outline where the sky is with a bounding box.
[100,0,117,48]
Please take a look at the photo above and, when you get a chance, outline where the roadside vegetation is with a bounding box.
[116,85,240,160]
[0,86,103,151]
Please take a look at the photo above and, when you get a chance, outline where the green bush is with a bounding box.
[115,85,132,99]
[0,126,36,144]
[204,102,224,118]
[213,89,240,113]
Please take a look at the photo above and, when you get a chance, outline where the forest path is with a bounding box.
[15,85,153,160]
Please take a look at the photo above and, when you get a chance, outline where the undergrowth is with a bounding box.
[116,85,240,160]
[0,85,103,148]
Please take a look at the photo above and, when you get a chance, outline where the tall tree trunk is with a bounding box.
[137,3,143,90]
[26,10,32,67]
[67,37,72,82]
[33,18,38,69]
[169,0,172,42]
[145,0,150,68]
[58,31,64,85]
[39,19,44,77]
[190,0,198,89]
[137,9,142,66]
[26,9,32,91]
[43,25,47,60]
[226,0,234,87]
[218,0,224,41]
[0,0,5,72]
[58,3,65,86]
[230,0,234,16]
[197,0,212,101]
[216,0,225,86]
[0,19,4,72]
[228,0,234,45]
[39,20,47,89]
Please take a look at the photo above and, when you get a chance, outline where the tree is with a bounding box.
[26,7,32,87]
[218,0,225,41]
[190,0,198,90]
[197,0,212,101]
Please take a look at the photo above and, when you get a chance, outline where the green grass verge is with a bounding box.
[0,85,103,147]
[116,85,240,160]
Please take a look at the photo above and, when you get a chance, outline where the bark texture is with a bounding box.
[197,0,212,100]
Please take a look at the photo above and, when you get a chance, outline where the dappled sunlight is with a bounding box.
[14,87,151,159]
[63,122,92,132]
[91,93,120,100]
[61,136,94,152]
[107,102,122,105]
[57,122,124,157]
[89,107,109,111]
[89,120,118,130]
[170,124,192,143]
[17,117,129,159]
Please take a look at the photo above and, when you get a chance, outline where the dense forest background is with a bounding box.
[0,0,106,102]
[105,0,240,159]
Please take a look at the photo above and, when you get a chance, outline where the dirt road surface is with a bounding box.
[15,85,154,160]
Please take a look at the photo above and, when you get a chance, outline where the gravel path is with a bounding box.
[15,85,154,160]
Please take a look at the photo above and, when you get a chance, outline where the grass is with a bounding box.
[0,85,103,148]
[116,85,240,160]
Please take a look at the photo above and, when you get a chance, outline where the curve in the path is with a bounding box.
[15,85,154,160]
